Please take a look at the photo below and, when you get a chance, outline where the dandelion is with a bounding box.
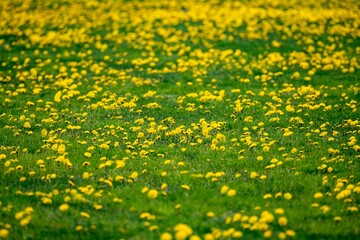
[275,208,284,215]
[83,172,90,179]
[250,172,258,179]
[263,194,272,199]
[320,205,330,214]
[314,192,323,199]
[23,122,31,128]
[259,175,267,180]
[348,206,358,212]
[42,197,52,205]
[278,232,287,239]
[0,229,9,238]
[147,189,158,199]
[263,230,272,238]
[174,223,192,239]
[160,232,173,240]
[207,212,215,218]
[54,91,62,102]
[181,185,190,190]
[130,172,138,179]
[141,187,149,193]
[353,186,360,193]
[286,105,295,112]
[336,189,351,200]
[286,230,296,237]
[311,203,319,208]
[221,186,229,194]
[227,189,236,197]
[93,203,103,210]
[284,193,292,200]
[278,217,288,226]
[59,204,69,212]
[15,212,24,220]
[20,217,31,226]
[75,225,83,231]
[80,212,90,218]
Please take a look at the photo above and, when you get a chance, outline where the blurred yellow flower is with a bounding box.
[0,229,9,238]
[59,204,69,212]
[227,189,236,197]
[278,217,288,226]
[160,232,173,240]
[314,192,323,199]
[147,189,158,199]
[284,193,292,200]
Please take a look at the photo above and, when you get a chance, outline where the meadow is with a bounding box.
[0,0,359,239]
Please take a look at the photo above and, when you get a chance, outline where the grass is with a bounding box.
[0,0,360,239]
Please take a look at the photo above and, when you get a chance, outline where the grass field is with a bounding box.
[0,0,360,239]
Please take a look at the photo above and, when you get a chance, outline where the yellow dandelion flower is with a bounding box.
[181,185,190,190]
[83,172,90,179]
[25,207,33,214]
[0,229,9,238]
[248,215,258,224]
[263,194,272,199]
[232,213,242,222]
[275,208,284,215]
[190,235,201,240]
[278,232,287,239]
[314,192,323,199]
[232,231,243,238]
[130,172,138,179]
[42,197,52,205]
[220,185,229,194]
[93,203,103,210]
[59,204,69,212]
[175,231,187,240]
[160,232,173,240]
[174,223,192,237]
[80,212,90,218]
[286,230,296,237]
[75,225,83,231]
[227,189,236,197]
[263,230,272,238]
[284,193,292,200]
[207,212,215,218]
[23,122,31,128]
[348,206,358,212]
[320,205,330,214]
[147,189,158,199]
[278,217,288,226]
[20,216,31,226]
[260,175,267,180]
[353,186,360,193]
[54,91,62,102]
[250,172,258,179]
